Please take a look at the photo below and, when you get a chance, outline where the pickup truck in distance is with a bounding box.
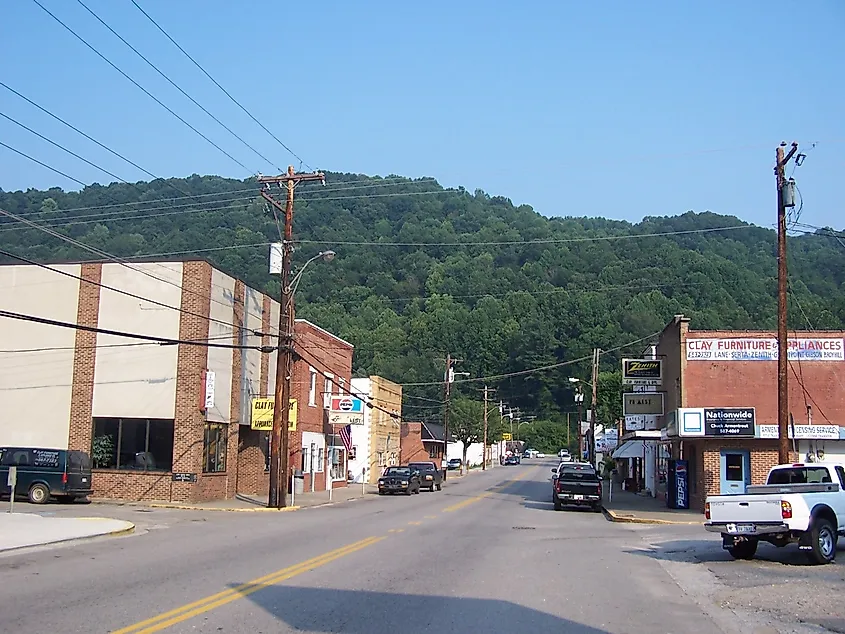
[704,462,845,564]
[553,465,602,512]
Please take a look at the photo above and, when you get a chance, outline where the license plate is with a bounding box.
[82,478,88,483]
[573,494,584,500]
[726,523,755,534]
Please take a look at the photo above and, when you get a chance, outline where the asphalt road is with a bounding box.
[0,461,839,634]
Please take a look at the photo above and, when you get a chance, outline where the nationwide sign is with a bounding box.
[622,392,664,416]
[621,358,663,386]
[704,407,755,437]
[686,338,845,362]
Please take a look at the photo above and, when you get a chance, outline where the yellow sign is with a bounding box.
[502,433,512,441]
[251,398,297,431]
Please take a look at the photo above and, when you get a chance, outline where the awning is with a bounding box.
[612,440,646,460]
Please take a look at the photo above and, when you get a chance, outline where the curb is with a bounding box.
[601,507,702,525]
[147,503,301,513]
[0,520,135,554]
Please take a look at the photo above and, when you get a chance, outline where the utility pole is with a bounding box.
[566,412,570,448]
[776,142,799,464]
[575,388,584,461]
[259,165,325,509]
[443,354,453,480]
[590,347,600,467]
[481,385,496,471]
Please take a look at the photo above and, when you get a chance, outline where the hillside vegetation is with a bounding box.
[2,173,843,425]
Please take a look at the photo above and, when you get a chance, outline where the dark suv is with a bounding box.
[408,461,442,492]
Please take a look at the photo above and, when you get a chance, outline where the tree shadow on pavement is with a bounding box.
[229,585,612,633]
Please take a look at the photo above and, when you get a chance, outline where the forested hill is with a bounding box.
[1,173,843,420]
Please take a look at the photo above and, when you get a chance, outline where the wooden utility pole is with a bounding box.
[589,348,600,467]
[575,388,584,460]
[259,165,325,509]
[776,142,799,464]
[482,386,489,471]
[442,354,453,480]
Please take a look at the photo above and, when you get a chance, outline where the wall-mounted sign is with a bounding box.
[172,473,197,483]
[621,359,663,386]
[704,407,755,437]
[686,338,845,362]
[622,392,664,416]
[758,424,840,440]
[330,396,364,413]
[251,397,298,431]
[624,414,659,432]
[677,407,755,437]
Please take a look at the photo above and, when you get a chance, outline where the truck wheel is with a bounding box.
[553,499,562,511]
[727,539,758,560]
[436,483,442,491]
[807,519,837,565]
[28,483,50,505]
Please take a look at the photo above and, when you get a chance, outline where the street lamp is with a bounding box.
[269,249,336,509]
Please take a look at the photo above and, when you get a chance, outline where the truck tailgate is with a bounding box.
[708,496,783,523]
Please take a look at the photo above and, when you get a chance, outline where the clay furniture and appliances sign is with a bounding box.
[687,338,844,361]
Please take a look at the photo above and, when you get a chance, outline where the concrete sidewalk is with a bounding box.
[0,512,135,553]
[601,481,702,525]
[93,483,381,512]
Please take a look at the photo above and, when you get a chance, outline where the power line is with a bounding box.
[0,309,267,350]
[0,111,135,187]
[400,330,661,387]
[31,0,254,174]
[74,0,278,172]
[130,0,311,170]
[0,247,240,333]
[0,333,241,355]
[0,206,266,325]
[0,140,87,187]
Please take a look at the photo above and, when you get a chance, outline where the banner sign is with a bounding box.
[686,338,845,362]
[621,359,663,386]
[758,424,840,440]
[250,398,298,431]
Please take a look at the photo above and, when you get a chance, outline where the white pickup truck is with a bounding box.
[704,462,845,565]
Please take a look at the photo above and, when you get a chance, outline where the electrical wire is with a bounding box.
[74,0,278,173]
[0,247,240,333]
[0,309,267,350]
[399,330,662,387]
[31,0,254,174]
[0,333,241,354]
[130,0,311,171]
[0,140,87,187]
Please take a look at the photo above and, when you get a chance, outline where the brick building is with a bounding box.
[655,314,845,512]
[400,422,445,468]
[0,260,352,503]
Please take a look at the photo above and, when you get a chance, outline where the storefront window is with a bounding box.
[92,417,174,471]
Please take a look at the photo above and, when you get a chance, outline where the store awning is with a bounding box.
[612,440,645,460]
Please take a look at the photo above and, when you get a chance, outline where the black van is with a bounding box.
[0,447,93,504]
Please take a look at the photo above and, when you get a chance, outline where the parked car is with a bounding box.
[446,458,462,471]
[408,461,442,492]
[704,462,845,564]
[552,463,602,512]
[504,455,521,465]
[378,466,421,495]
[0,447,93,504]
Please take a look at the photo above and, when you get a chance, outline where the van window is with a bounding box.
[1,449,32,466]
[68,451,91,471]
[32,449,61,468]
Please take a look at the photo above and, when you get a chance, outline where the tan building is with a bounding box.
[349,376,402,484]
[0,259,353,503]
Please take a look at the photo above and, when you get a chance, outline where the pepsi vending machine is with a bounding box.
[667,459,689,509]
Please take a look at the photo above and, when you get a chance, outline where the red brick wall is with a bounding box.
[68,263,102,453]
[400,423,427,464]
[683,329,845,428]
[685,438,785,512]
[290,320,354,492]
[91,471,173,502]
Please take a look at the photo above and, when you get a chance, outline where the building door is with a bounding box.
[719,449,751,495]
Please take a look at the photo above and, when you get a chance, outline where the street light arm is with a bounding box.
[286,250,336,300]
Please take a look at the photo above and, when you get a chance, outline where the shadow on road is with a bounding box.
[230,585,612,633]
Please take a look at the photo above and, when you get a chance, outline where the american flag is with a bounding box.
[338,424,353,453]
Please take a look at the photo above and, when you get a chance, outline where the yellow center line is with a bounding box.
[424,515,438,519]
[407,521,422,525]
[441,467,536,513]
[112,535,384,634]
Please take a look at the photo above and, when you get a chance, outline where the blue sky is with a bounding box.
[1,0,843,230]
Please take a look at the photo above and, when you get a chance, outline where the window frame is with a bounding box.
[203,422,228,473]
[91,417,174,472]
[308,368,318,406]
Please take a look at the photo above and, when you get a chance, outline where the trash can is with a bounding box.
[293,469,305,495]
